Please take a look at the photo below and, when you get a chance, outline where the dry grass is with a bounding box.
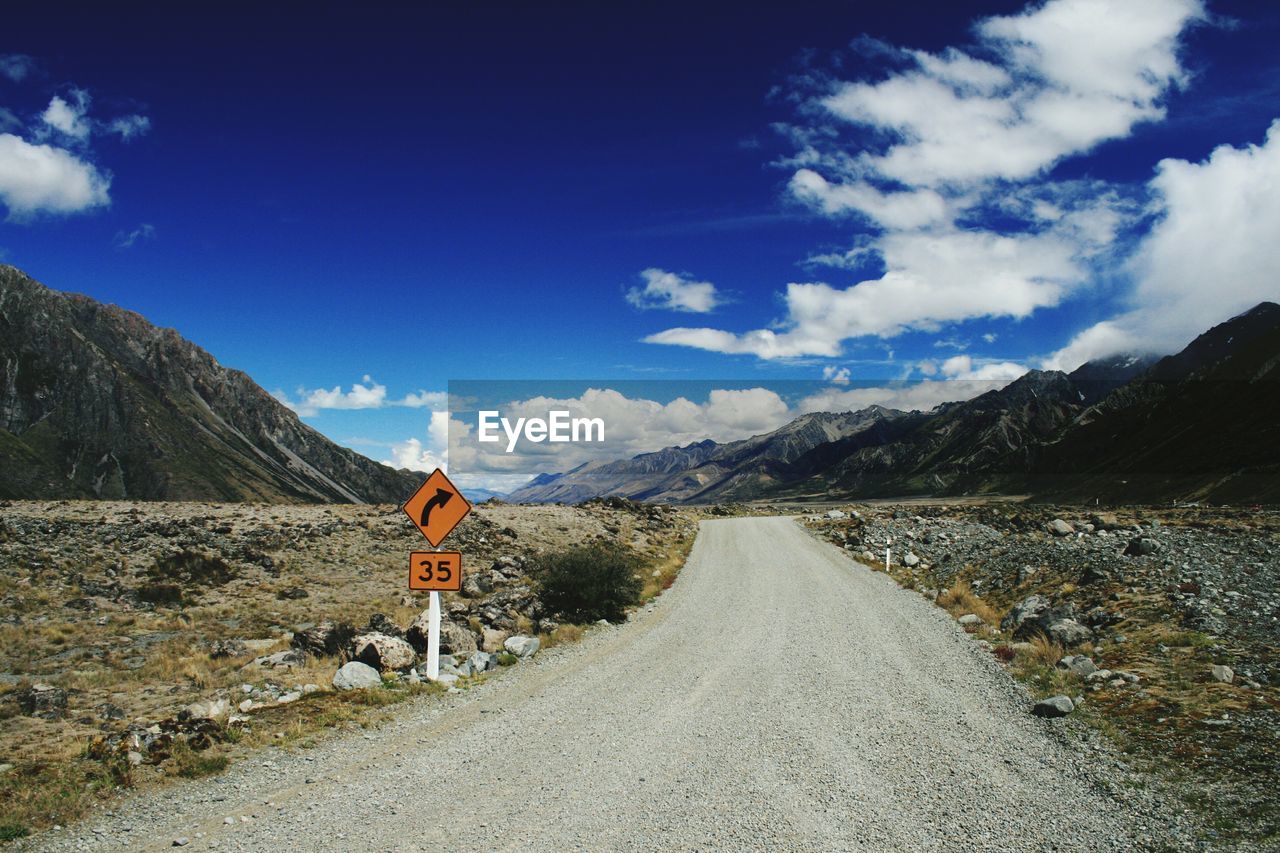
[0,499,702,840]
[936,579,1001,628]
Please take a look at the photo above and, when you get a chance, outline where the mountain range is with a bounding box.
[0,265,417,503]
[508,302,1280,505]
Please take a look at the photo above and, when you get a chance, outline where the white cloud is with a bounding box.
[275,376,387,416]
[626,268,722,313]
[382,438,446,473]
[400,390,448,409]
[646,203,1122,358]
[822,365,851,384]
[0,55,34,82]
[108,115,150,140]
[273,378,449,418]
[1045,119,1280,370]
[0,133,111,218]
[41,91,92,141]
[644,0,1203,361]
[113,223,155,249]
[938,354,1028,381]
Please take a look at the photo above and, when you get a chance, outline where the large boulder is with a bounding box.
[1000,595,1052,634]
[333,661,382,691]
[1047,619,1093,646]
[480,627,510,653]
[1210,664,1234,684]
[291,621,356,657]
[351,632,416,672]
[405,612,478,656]
[1000,595,1093,647]
[15,684,67,719]
[504,635,541,658]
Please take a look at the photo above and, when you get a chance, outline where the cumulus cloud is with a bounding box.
[400,390,448,409]
[626,268,723,313]
[0,75,148,218]
[822,365,851,384]
[1045,120,1280,369]
[938,354,1029,382]
[273,377,449,417]
[41,90,92,140]
[644,0,1205,360]
[0,133,111,218]
[113,222,155,249]
[382,438,447,473]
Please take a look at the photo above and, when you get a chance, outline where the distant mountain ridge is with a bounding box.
[507,303,1280,505]
[0,265,418,503]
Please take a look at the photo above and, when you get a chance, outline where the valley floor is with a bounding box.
[21,517,1190,851]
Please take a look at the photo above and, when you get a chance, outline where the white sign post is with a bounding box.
[426,589,441,680]
[885,537,892,570]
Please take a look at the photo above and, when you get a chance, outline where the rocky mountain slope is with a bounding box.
[511,303,1279,505]
[507,408,904,504]
[0,265,417,502]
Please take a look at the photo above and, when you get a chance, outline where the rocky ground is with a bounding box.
[0,496,699,840]
[804,502,1280,847]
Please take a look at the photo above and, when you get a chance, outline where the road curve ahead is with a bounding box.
[47,517,1158,852]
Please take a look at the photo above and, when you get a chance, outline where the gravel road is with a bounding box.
[33,517,1179,851]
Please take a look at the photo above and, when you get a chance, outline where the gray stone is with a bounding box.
[902,553,920,567]
[1124,537,1161,557]
[180,698,231,722]
[1032,695,1074,717]
[504,635,541,658]
[332,661,383,691]
[253,650,306,669]
[1210,664,1234,684]
[469,651,498,673]
[1056,655,1098,677]
[1048,519,1075,537]
[1046,619,1093,647]
[352,632,416,672]
[825,510,846,519]
[957,614,983,627]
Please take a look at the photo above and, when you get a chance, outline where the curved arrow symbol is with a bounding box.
[419,487,454,528]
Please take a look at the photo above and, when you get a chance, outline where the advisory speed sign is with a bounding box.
[409,551,462,592]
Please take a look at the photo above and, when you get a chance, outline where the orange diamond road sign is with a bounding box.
[409,551,462,592]
[402,468,472,547]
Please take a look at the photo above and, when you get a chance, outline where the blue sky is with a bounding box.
[2,0,1279,482]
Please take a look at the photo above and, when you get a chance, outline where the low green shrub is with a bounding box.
[535,543,643,623]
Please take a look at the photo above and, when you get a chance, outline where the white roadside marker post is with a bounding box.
[427,589,441,681]
[885,537,892,570]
